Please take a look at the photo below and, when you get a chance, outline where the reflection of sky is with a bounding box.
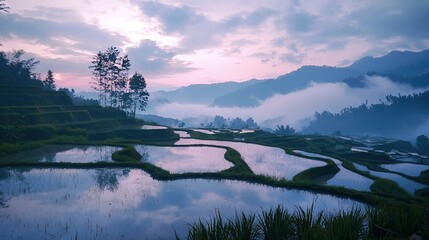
[192,129,216,134]
[0,168,364,239]
[141,125,168,130]
[354,164,427,194]
[134,145,232,173]
[380,163,429,177]
[174,130,191,138]
[176,139,325,180]
[0,145,121,163]
[293,150,373,191]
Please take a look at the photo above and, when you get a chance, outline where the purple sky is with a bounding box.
[1,0,428,91]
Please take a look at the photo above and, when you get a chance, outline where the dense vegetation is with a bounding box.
[303,90,429,138]
[183,204,428,240]
[0,49,178,156]
[89,46,149,116]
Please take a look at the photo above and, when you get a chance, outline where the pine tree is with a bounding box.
[43,70,56,90]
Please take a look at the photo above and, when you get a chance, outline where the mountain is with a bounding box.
[348,49,429,73]
[212,66,360,107]
[302,90,429,139]
[152,79,260,104]
[150,49,429,109]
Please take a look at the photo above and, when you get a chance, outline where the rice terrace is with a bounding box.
[1,0,429,239]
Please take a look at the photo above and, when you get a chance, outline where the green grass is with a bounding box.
[370,178,410,198]
[111,146,141,163]
[183,204,428,240]
[292,161,340,184]
[258,205,294,239]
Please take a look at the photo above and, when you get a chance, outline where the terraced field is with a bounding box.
[1,86,428,239]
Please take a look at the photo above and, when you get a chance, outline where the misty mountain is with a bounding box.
[348,49,429,73]
[302,91,429,139]
[150,49,429,109]
[152,79,260,104]
[136,114,184,127]
[212,66,360,107]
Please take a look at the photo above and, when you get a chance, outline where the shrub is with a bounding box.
[112,146,141,162]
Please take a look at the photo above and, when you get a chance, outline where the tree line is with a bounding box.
[89,46,148,117]
[302,91,429,152]
[204,115,259,129]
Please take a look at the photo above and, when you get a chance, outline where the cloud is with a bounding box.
[139,2,276,51]
[0,13,125,54]
[149,76,428,130]
[276,1,429,53]
[127,40,195,75]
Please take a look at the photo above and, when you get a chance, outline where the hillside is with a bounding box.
[152,79,260,104]
[151,49,429,108]
[212,66,360,107]
[302,91,429,139]
[349,49,429,73]
[0,84,179,156]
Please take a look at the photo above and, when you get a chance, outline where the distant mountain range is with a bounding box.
[150,49,429,108]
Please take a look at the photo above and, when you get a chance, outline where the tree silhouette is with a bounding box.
[303,91,429,136]
[274,125,296,135]
[416,135,429,155]
[89,46,132,108]
[42,70,56,90]
[89,47,148,116]
[129,72,149,116]
[0,49,42,86]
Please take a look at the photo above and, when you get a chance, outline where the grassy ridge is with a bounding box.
[293,161,340,183]
[182,204,429,240]
[111,146,141,162]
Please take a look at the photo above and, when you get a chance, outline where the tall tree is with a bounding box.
[0,49,41,86]
[89,51,107,106]
[89,46,131,108]
[43,70,56,90]
[129,72,149,117]
[416,135,429,155]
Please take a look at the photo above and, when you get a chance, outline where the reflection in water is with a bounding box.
[293,150,374,191]
[0,145,122,163]
[192,129,216,134]
[135,145,233,173]
[141,125,168,130]
[0,168,364,239]
[380,163,429,177]
[176,139,325,180]
[94,169,130,192]
[174,130,191,138]
[354,163,427,194]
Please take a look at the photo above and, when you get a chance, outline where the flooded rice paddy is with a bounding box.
[293,150,374,191]
[134,145,233,173]
[176,138,325,180]
[0,145,121,163]
[0,168,364,239]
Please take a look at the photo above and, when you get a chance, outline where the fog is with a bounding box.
[148,76,428,131]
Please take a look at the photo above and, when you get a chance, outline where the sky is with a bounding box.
[1,0,429,91]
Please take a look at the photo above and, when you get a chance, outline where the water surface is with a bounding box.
[174,130,191,138]
[0,168,365,240]
[0,145,121,163]
[176,139,325,180]
[134,145,233,173]
[141,125,168,130]
[293,150,373,191]
[380,163,429,177]
[353,164,426,194]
